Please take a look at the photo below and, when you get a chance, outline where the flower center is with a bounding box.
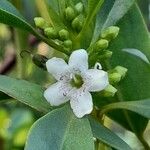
[70,74,84,88]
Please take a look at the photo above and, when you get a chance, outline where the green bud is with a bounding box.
[75,2,84,14]
[32,54,48,70]
[34,17,47,29]
[102,85,117,97]
[59,29,69,40]
[94,39,109,51]
[109,72,122,84]
[100,50,113,59]
[114,66,128,79]
[63,40,72,48]
[44,27,58,39]
[101,26,120,40]
[65,7,76,21]
[72,17,82,32]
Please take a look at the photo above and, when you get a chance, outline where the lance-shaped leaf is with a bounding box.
[100,99,150,119]
[102,0,135,29]
[93,0,135,42]
[0,0,36,34]
[0,75,51,113]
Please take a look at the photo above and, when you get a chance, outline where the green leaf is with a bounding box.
[86,0,104,24]
[122,48,150,64]
[0,0,69,55]
[89,117,132,150]
[101,99,150,119]
[75,0,104,48]
[25,105,94,150]
[0,0,36,34]
[0,75,51,113]
[45,0,65,29]
[102,0,135,29]
[93,0,135,42]
[94,4,150,133]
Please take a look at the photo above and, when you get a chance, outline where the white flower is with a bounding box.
[44,49,109,118]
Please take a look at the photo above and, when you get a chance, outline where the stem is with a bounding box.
[15,29,28,78]
[95,139,99,150]
[35,0,53,25]
[137,134,150,150]
[35,32,70,56]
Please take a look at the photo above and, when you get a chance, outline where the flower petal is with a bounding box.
[44,82,70,106]
[84,69,109,92]
[70,91,93,118]
[46,57,69,80]
[69,49,88,71]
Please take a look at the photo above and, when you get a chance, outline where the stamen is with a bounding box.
[94,62,102,70]
[70,74,83,88]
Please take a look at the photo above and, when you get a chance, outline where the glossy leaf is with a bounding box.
[89,117,132,150]
[0,75,51,113]
[25,105,94,150]
[93,4,150,133]
[0,0,36,34]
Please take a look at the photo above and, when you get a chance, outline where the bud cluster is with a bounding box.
[34,17,72,49]
[90,26,120,62]
[65,2,84,32]
[34,2,85,51]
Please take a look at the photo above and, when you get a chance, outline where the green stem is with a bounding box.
[137,134,150,150]
[79,0,104,35]
[34,32,70,56]
[35,0,53,25]
[15,29,28,78]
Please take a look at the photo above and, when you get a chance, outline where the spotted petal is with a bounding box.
[44,82,70,106]
[46,57,69,80]
[84,69,109,92]
[69,49,88,71]
[70,91,93,118]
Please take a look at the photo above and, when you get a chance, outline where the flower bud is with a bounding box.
[65,7,76,21]
[94,39,109,51]
[114,66,128,79]
[59,29,69,40]
[72,17,82,32]
[32,54,48,70]
[109,72,121,84]
[100,50,113,59]
[34,17,47,29]
[75,2,84,14]
[101,85,117,97]
[101,26,120,41]
[44,27,58,39]
[63,40,72,48]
